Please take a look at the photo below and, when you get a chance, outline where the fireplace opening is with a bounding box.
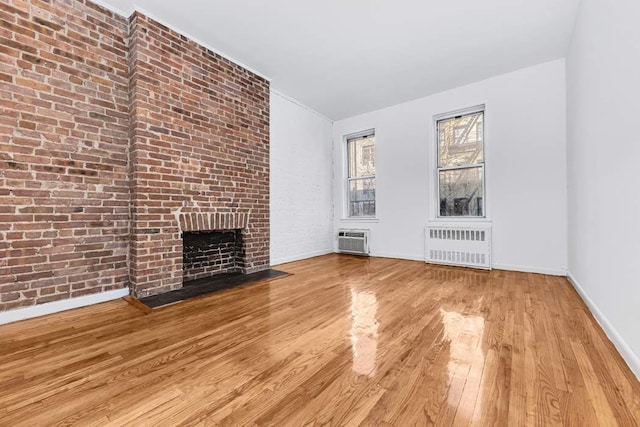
[182,230,244,283]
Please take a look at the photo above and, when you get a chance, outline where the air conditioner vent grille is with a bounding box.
[337,229,370,255]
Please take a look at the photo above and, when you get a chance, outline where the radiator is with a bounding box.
[425,222,492,269]
[337,229,370,255]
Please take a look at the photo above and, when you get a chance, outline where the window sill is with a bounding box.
[340,217,380,223]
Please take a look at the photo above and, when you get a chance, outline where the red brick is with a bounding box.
[0,0,129,311]
[1,1,270,308]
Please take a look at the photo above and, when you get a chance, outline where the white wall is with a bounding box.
[566,0,640,377]
[270,92,334,265]
[333,60,567,274]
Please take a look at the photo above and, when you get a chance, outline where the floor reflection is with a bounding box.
[350,289,379,376]
[440,308,486,421]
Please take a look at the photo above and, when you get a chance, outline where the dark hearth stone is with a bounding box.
[139,269,289,309]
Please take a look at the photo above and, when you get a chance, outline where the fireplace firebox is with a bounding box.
[182,230,245,282]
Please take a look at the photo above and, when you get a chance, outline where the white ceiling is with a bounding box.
[96,0,581,120]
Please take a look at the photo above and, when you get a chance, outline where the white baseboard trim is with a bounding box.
[370,252,426,263]
[271,249,334,266]
[567,273,640,380]
[0,288,130,326]
[492,263,566,276]
[334,252,567,274]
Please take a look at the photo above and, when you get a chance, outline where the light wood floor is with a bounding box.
[1,255,639,426]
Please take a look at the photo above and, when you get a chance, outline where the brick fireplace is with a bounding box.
[128,13,270,298]
[179,210,251,282]
[0,1,270,310]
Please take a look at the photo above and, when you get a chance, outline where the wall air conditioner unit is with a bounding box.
[425,222,492,269]
[337,229,370,255]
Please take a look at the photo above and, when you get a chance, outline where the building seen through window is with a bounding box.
[437,110,485,217]
[347,133,376,217]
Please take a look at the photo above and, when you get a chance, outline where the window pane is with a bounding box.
[438,112,483,167]
[348,136,375,178]
[349,178,376,217]
[439,167,484,217]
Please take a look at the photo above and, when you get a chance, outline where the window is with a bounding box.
[436,108,485,217]
[347,132,375,217]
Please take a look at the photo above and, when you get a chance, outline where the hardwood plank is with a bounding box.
[123,295,152,314]
[571,341,619,426]
[0,254,637,425]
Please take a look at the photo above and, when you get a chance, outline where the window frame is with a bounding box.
[434,105,487,220]
[345,130,376,219]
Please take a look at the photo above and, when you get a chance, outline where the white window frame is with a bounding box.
[434,105,487,220]
[345,129,376,219]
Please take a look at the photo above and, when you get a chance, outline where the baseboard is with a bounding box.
[492,263,566,276]
[370,252,426,263]
[370,255,567,274]
[0,288,130,326]
[337,253,567,273]
[567,273,640,380]
[270,249,334,266]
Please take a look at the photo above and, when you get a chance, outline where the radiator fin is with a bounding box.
[425,223,491,269]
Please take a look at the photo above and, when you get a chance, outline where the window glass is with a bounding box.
[438,167,484,217]
[349,178,376,217]
[436,110,485,217]
[438,112,483,167]
[347,134,375,217]
[348,137,375,178]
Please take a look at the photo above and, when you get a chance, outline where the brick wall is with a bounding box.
[0,1,270,309]
[0,0,130,310]
[128,13,270,298]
